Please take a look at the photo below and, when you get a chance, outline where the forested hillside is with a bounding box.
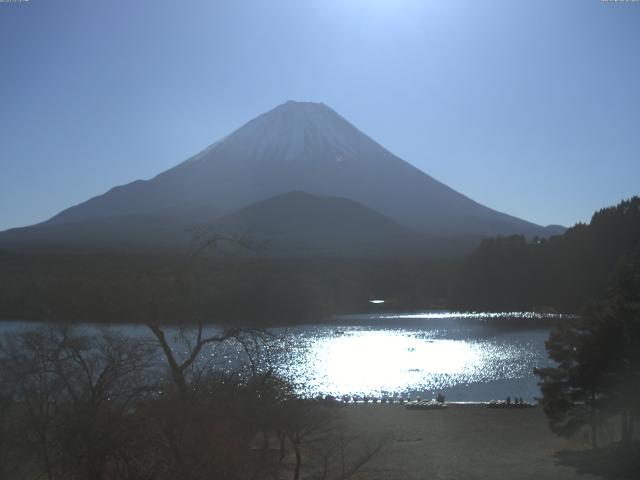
[0,251,456,325]
[451,197,640,312]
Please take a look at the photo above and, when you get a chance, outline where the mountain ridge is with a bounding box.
[1,100,565,255]
[212,191,426,256]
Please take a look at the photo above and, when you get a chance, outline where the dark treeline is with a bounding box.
[0,324,385,480]
[0,250,458,325]
[2,197,638,323]
[452,197,640,312]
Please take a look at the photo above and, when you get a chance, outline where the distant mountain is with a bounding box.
[541,225,567,237]
[212,191,425,256]
[0,206,219,252]
[0,191,426,256]
[0,100,564,254]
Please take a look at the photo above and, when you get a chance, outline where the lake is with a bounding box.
[0,311,564,402]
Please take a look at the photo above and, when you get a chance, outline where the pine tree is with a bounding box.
[535,247,640,447]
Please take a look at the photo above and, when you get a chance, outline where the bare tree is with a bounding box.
[313,426,387,480]
[147,323,244,398]
[0,326,157,480]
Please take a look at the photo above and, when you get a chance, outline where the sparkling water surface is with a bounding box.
[270,312,560,402]
[0,312,564,402]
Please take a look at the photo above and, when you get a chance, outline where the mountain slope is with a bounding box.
[0,205,220,252]
[39,101,555,238]
[0,192,427,256]
[212,191,425,256]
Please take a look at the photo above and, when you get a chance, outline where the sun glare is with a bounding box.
[303,330,481,396]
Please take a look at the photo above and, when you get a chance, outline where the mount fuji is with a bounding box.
[0,101,563,255]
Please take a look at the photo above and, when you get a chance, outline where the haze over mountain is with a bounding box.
[0,101,563,255]
[213,191,425,257]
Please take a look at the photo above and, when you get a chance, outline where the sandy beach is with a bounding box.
[335,404,599,480]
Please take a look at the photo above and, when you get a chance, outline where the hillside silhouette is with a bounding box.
[452,197,640,312]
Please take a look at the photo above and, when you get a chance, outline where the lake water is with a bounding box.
[0,312,563,402]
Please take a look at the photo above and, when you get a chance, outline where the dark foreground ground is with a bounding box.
[334,404,599,480]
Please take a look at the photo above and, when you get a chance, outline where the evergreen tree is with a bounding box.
[535,247,640,447]
[453,196,640,312]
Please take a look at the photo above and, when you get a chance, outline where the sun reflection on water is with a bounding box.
[274,317,553,400]
[281,330,485,397]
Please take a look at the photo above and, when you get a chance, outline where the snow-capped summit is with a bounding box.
[16,101,557,242]
[182,100,379,167]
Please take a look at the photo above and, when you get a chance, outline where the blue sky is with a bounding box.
[1,0,639,231]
